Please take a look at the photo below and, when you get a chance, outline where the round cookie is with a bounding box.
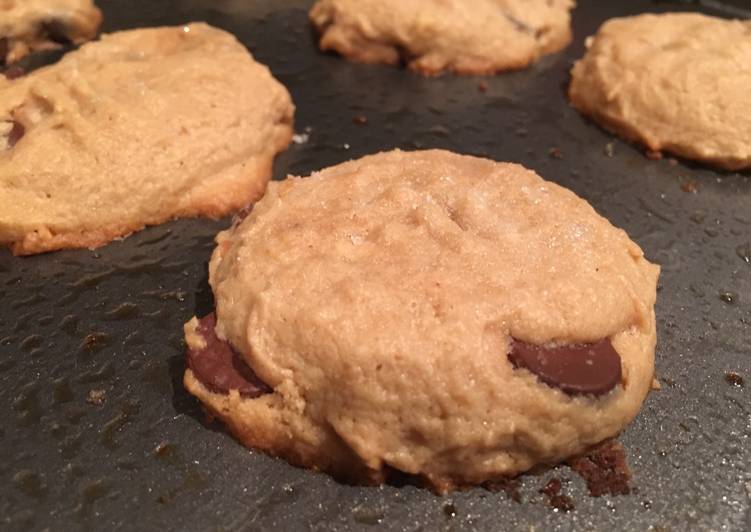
[0,0,102,65]
[569,13,751,171]
[0,23,294,255]
[310,0,576,76]
[183,149,660,493]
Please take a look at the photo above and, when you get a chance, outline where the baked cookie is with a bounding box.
[0,0,102,65]
[310,0,576,76]
[0,23,294,255]
[184,149,660,492]
[569,13,751,171]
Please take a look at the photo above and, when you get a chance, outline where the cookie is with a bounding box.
[309,0,576,76]
[0,23,294,255]
[569,13,751,171]
[183,149,660,492]
[0,0,102,65]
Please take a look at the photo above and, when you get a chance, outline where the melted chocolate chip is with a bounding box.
[41,20,73,45]
[9,121,25,147]
[2,120,25,149]
[508,338,622,396]
[186,313,271,397]
[232,204,254,225]
[0,38,8,65]
[3,66,25,80]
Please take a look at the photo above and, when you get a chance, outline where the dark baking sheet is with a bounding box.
[1,0,750,530]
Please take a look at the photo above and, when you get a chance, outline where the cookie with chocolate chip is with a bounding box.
[569,13,751,170]
[0,23,294,255]
[309,0,575,76]
[0,0,102,65]
[183,149,660,493]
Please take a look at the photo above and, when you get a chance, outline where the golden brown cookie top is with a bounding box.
[200,149,659,488]
[310,0,576,75]
[0,23,294,254]
[570,13,751,170]
[212,149,657,355]
[0,0,102,64]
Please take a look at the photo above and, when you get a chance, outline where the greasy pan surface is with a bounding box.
[1,0,749,530]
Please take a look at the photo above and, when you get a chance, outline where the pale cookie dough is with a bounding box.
[0,23,294,255]
[310,0,576,76]
[184,149,660,492]
[0,0,102,64]
[569,13,751,171]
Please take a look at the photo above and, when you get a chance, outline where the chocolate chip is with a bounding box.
[10,121,24,146]
[2,120,25,150]
[3,66,25,80]
[508,338,622,396]
[232,204,254,225]
[41,20,73,45]
[186,313,271,397]
[0,38,8,66]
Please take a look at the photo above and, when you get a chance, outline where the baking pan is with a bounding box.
[1,0,749,530]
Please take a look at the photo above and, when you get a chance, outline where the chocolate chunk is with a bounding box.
[186,313,271,397]
[508,338,622,396]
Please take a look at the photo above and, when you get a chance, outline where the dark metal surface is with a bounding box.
[1,0,750,530]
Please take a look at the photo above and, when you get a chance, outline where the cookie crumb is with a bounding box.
[724,372,744,387]
[539,478,575,512]
[154,441,175,458]
[485,477,522,503]
[604,142,615,158]
[79,332,110,353]
[442,501,457,518]
[736,243,750,264]
[680,179,699,194]
[719,291,737,305]
[645,149,662,161]
[567,440,631,496]
[353,115,368,125]
[548,147,563,159]
[478,81,489,93]
[87,389,106,405]
[292,132,310,144]
[651,377,661,390]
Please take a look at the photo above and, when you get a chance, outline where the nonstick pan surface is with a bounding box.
[1,0,750,530]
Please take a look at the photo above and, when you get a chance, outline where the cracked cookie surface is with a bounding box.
[310,0,576,76]
[184,149,659,492]
[0,23,294,255]
[0,0,102,64]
